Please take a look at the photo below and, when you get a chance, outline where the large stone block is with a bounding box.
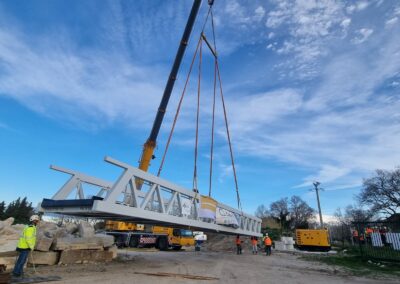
[94,234,114,248]
[0,218,14,230]
[58,250,113,264]
[35,236,54,252]
[28,251,59,266]
[65,223,78,234]
[0,255,25,271]
[52,237,103,251]
[0,239,18,253]
[78,222,94,238]
[105,245,118,259]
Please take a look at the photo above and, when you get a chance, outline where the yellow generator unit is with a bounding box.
[295,229,331,251]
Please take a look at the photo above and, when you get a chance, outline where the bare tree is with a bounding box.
[270,198,290,229]
[289,196,315,229]
[359,168,400,216]
[344,205,374,223]
[255,204,269,218]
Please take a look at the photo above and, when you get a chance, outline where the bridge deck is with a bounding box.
[39,156,262,237]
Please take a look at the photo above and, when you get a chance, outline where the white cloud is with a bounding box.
[346,2,369,14]
[296,165,351,188]
[0,26,164,130]
[356,2,370,11]
[226,89,303,133]
[352,28,373,44]
[254,6,266,22]
[341,18,351,28]
[265,0,348,78]
[385,17,398,27]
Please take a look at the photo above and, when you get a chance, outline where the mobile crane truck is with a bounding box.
[105,221,194,250]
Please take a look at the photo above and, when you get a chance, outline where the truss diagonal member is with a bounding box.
[103,168,137,204]
[50,165,112,200]
[128,178,138,207]
[77,181,84,199]
[140,184,157,209]
[166,191,178,214]
[155,185,166,213]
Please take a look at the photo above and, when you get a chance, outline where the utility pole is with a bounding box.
[313,181,324,228]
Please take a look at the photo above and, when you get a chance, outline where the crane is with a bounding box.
[138,0,204,175]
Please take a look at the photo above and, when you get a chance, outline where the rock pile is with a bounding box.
[0,218,117,271]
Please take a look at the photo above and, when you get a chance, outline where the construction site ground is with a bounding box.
[26,248,399,284]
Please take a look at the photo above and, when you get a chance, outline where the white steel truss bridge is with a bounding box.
[39,156,262,237]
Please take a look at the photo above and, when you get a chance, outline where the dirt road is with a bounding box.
[32,249,399,284]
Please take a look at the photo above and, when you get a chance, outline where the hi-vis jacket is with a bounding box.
[17,225,37,250]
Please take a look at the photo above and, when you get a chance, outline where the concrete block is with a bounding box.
[65,223,78,234]
[35,236,54,252]
[28,251,59,266]
[274,241,285,250]
[0,239,18,253]
[58,250,113,264]
[105,245,118,259]
[0,255,26,271]
[78,222,94,238]
[94,234,114,248]
[52,237,102,251]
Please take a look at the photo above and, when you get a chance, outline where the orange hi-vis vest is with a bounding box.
[236,238,241,245]
[251,239,257,245]
[264,237,272,246]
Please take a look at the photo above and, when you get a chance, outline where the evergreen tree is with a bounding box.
[0,201,5,220]
[4,197,33,224]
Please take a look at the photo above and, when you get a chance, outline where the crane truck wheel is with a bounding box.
[157,237,169,251]
[129,236,139,248]
[115,235,125,248]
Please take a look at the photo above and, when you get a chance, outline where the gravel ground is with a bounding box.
[27,249,400,284]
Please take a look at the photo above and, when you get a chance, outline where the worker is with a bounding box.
[13,215,40,278]
[195,239,202,253]
[235,235,242,255]
[379,226,388,246]
[251,236,258,254]
[359,233,365,245]
[352,229,359,244]
[365,227,373,245]
[264,234,272,256]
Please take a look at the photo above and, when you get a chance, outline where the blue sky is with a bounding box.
[0,0,399,218]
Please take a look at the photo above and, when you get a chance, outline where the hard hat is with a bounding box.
[30,215,40,222]
[265,233,268,236]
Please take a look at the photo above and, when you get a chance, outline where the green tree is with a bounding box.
[0,201,5,220]
[269,197,290,230]
[289,195,315,229]
[4,197,33,224]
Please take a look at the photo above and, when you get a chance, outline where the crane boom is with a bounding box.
[138,0,203,174]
